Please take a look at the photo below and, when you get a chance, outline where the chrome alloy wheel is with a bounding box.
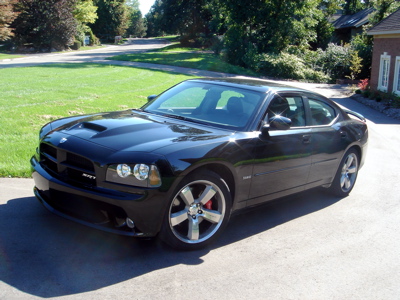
[339,152,358,193]
[168,179,226,244]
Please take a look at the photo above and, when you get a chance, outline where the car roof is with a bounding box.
[189,78,311,94]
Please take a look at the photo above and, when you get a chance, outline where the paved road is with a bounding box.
[1,39,400,299]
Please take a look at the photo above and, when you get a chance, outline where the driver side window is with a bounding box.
[267,95,306,127]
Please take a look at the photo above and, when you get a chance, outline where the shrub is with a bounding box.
[210,36,224,55]
[358,78,369,91]
[391,95,400,108]
[71,40,81,50]
[315,43,352,80]
[362,90,371,98]
[258,52,329,82]
[346,50,363,81]
[88,29,100,46]
[224,25,248,67]
[355,89,362,94]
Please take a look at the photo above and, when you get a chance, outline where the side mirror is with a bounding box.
[261,116,292,136]
[147,95,158,102]
[270,116,291,130]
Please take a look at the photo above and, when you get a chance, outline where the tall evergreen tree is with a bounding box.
[145,0,165,37]
[91,0,130,40]
[125,0,146,37]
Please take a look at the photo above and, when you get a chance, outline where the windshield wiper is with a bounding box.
[163,114,187,120]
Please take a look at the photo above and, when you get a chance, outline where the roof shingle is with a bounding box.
[368,8,400,35]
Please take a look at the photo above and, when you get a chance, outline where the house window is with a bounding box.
[378,53,390,92]
[394,56,400,96]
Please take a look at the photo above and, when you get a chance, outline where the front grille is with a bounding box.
[40,143,96,187]
[66,152,94,171]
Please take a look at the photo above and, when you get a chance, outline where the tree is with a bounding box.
[223,0,322,66]
[125,0,147,37]
[369,0,400,25]
[146,0,214,39]
[0,0,18,41]
[342,0,364,14]
[74,0,98,24]
[313,0,344,49]
[13,0,77,51]
[74,0,98,45]
[91,0,130,41]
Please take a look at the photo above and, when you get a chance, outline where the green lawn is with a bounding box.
[107,51,258,77]
[153,43,201,52]
[0,53,23,60]
[0,63,195,177]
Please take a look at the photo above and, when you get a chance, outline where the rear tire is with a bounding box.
[328,148,359,197]
[159,170,231,250]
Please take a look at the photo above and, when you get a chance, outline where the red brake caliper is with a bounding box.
[204,200,212,210]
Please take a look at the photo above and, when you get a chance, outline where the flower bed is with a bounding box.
[350,93,400,120]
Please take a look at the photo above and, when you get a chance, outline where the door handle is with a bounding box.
[302,135,311,144]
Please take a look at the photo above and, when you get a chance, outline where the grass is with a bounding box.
[107,49,258,77]
[0,63,195,177]
[153,43,201,52]
[0,53,23,60]
[151,35,180,42]
[78,45,105,51]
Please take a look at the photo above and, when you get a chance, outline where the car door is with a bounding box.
[247,93,312,206]
[304,94,344,188]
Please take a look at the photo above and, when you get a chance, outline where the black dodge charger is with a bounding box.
[31,78,368,250]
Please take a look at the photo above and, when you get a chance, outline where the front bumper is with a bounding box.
[31,156,167,237]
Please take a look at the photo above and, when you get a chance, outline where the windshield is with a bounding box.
[142,81,264,130]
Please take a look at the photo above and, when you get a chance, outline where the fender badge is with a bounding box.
[60,137,68,144]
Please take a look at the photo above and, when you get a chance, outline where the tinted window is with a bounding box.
[267,95,306,127]
[308,99,336,126]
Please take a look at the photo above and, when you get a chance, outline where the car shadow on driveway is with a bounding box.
[0,189,340,297]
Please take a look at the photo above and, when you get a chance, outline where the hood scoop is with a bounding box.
[69,122,107,133]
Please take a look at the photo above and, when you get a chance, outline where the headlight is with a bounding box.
[133,164,149,180]
[117,164,131,178]
[106,163,161,188]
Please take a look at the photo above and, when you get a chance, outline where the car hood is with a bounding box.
[48,110,231,153]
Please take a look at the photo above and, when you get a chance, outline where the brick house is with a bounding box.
[368,9,400,95]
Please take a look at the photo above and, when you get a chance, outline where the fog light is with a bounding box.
[126,218,135,229]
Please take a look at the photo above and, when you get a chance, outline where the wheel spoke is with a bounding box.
[346,155,354,168]
[344,176,351,189]
[198,185,216,205]
[188,217,199,240]
[170,210,189,226]
[202,208,222,224]
[340,174,346,188]
[166,177,229,247]
[180,186,195,206]
[347,166,357,174]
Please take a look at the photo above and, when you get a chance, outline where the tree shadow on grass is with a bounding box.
[0,188,339,298]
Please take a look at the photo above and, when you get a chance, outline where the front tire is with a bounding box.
[160,171,232,250]
[329,148,359,197]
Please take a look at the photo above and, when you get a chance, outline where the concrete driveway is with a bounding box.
[1,39,400,299]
